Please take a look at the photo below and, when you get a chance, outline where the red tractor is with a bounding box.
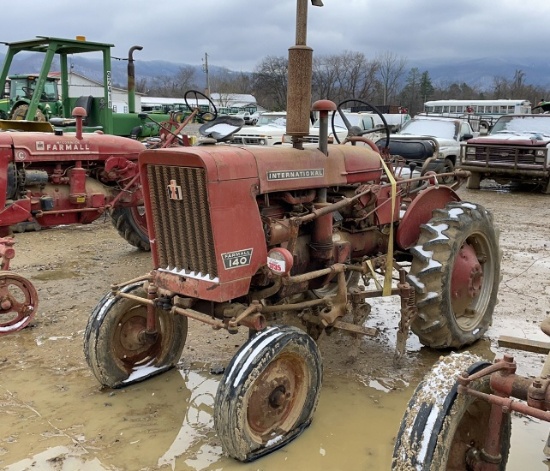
[83,1,501,463]
[0,92,216,335]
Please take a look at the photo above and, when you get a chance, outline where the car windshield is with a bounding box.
[398,120,457,139]
[313,114,362,129]
[257,114,286,126]
[490,116,550,136]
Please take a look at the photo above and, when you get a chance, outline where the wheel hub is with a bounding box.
[451,242,483,301]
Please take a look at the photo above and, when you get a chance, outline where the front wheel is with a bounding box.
[392,352,511,470]
[110,206,150,251]
[84,283,188,388]
[214,325,322,461]
[408,201,500,348]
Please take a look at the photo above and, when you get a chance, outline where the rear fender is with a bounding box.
[396,186,461,250]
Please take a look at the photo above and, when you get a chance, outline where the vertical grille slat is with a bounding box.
[147,165,218,279]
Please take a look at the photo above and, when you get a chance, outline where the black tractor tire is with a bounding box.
[110,206,150,251]
[10,104,46,121]
[466,172,482,189]
[392,352,511,470]
[408,201,500,348]
[84,283,188,388]
[214,325,322,462]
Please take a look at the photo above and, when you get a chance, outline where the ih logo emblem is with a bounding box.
[167,180,183,200]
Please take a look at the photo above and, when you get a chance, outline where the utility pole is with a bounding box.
[202,53,211,98]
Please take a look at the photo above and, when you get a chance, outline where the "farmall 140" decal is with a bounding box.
[221,248,253,270]
[267,169,324,181]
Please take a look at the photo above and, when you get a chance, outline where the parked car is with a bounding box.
[233,111,260,125]
[229,111,287,145]
[460,114,550,192]
[377,116,475,182]
[284,112,387,145]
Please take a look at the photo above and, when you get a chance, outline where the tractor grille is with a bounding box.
[147,165,218,279]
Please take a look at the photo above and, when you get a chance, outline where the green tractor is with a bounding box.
[0,74,63,121]
[0,36,170,138]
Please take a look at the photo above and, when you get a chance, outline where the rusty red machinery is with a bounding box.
[82,0,503,462]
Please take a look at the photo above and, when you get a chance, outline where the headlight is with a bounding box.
[465,147,476,155]
[536,149,546,157]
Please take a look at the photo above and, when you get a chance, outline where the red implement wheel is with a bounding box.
[214,325,322,461]
[84,283,188,388]
[408,201,500,348]
[392,352,511,470]
[0,273,38,335]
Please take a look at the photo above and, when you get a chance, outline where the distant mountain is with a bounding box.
[2,52,550,92]
[0,51,226,89]
[411,57,550,91]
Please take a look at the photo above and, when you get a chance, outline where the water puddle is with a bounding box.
[1,349,549,471]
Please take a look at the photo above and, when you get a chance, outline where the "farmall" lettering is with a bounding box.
[37,141,91,152]
[267,169,324,180]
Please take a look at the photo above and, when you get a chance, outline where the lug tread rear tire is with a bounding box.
[110,207,150,251]
[408,201,500,348]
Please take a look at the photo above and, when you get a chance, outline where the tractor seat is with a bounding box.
[199,115,245,143]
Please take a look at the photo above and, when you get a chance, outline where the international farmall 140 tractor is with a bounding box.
[0,91,212,335]
[83,0,501,463]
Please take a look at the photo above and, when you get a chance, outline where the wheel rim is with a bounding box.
[111,304,166,372]
[245,352,309,440]
[445,394,494,468]
[450,233,494,331]
[0,273,38,334]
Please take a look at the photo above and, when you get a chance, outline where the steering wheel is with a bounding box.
[184,90,218,122]
[332,99,390,148]
[21,86,34,98]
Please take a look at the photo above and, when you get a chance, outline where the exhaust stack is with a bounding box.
[286,0,323,149]
[128,45,143,114]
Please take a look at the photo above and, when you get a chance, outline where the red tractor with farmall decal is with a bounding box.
[83,0,502,463]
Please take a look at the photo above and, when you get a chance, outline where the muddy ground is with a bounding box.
[1,181,550,470]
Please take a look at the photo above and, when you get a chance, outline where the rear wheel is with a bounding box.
[110,206,150,251]
[10,104,46,121]
[392,352,511,470]
[214,325,322,461]
[84,283,188,388]
[408,201,500,348]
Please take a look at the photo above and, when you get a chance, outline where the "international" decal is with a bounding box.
[267,169,324,180]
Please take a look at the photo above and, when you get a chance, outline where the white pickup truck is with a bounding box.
[229,112,287,145]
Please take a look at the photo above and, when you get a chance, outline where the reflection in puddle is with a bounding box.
[4,446,111,471]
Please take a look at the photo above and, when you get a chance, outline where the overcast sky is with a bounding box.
[3,0,549,72]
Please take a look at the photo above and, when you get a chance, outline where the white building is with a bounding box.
[50,71,142,113]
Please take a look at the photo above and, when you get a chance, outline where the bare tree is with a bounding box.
[376,51,407,105]
[253,56,288,111]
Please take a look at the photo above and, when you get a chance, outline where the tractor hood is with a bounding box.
[0,131,145,161]
[139,143,384,191]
